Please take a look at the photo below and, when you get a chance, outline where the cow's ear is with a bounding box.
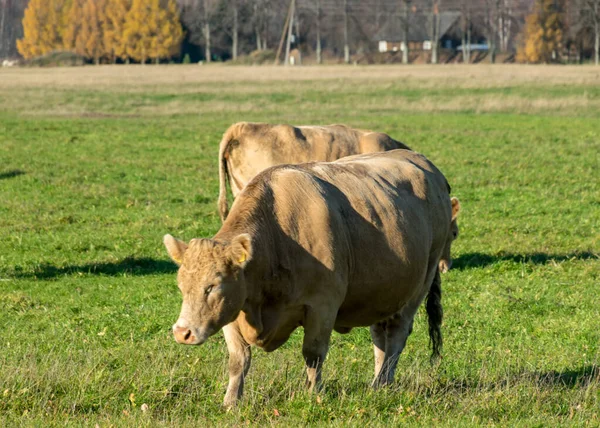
[451,197,461,221]
[229,233,253,269]
[164,234,188,265]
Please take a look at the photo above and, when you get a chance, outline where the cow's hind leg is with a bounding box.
[302,305,336,393]
[371,262,444,388]
[223,321,252,408]
[371,306,417,388]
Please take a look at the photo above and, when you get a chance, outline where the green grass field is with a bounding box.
[0,64,599,426]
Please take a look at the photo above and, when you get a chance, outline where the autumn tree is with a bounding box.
[59,0,74,47]
[17,0,63,58]
[104,0,131,63]
[150,0,184,63]
[148,0,164,62]
[517,0,566,63]
[78,0,106,64]
[124,0,154,63]
[63,0,83,52]
[124,0,183,64]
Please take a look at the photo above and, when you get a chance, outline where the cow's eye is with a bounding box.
[205,285,214,295]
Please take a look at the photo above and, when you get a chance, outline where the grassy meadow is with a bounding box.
[0,64,599,426]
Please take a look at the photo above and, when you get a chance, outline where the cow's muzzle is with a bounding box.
[172,324,204,345]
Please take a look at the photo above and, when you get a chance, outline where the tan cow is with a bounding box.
[165,149,460,407]
[217,122,410,222]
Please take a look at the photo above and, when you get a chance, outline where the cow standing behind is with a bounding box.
[167,149,460,407]
[217,122,410,222]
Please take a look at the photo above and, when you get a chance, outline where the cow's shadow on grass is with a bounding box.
[0,169,26,180]
[536,365,600,388]
[18,257,177,279]
[400,365,599,395]
[452,251,598,270]
[318,365,599,402]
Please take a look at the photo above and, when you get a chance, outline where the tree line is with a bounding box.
[2,0,599,65]
[16,0,183,63]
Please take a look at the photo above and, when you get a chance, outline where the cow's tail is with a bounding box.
[217,130,234,222]
[426,269,443,363]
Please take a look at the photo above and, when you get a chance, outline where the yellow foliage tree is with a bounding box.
[517,0,566,63]
[123,0,154,64]
[105,0,132,63]
[78,0,107,64]
[60,0,74,47]
[19,0,182,64]
[152,0,184,63]
[124,0,183,64]
[63,0,83,52]
[17,0,64,59]
[147,0,164,64]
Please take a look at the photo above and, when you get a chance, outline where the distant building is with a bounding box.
[374,12,466,53]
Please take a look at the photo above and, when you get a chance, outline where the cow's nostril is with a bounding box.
[184,330,191,341]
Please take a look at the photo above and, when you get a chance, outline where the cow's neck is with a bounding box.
[215,210,281,303]
[214,182,292,338]
[217,226,282,346]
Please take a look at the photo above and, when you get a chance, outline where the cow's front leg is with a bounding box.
[222,321,252,408]
[302,306,335,393]
[370,321,386,385]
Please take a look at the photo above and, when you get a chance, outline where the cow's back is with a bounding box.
[219,122,410,220]
[236,124,366,167]
[228,124,409,187]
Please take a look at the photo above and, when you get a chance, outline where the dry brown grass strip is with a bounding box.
[1,64,599,91]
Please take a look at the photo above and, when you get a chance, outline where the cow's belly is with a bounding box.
[335,274,427,328]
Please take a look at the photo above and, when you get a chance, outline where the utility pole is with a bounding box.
[431,0,441,64]
[343,0,350,63]
[284,0,295,66]
[316,0,322,64]
[275,0,293,65]
[402,0,411,64]
[294,5,302,65]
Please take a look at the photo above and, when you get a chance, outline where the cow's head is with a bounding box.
[163,233,252,345]
[439,197,461,273]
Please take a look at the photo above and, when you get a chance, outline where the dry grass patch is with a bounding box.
[1,64,599,91]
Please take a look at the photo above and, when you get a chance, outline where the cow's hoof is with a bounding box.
[371,378,392,390]
[222,397,239,411]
